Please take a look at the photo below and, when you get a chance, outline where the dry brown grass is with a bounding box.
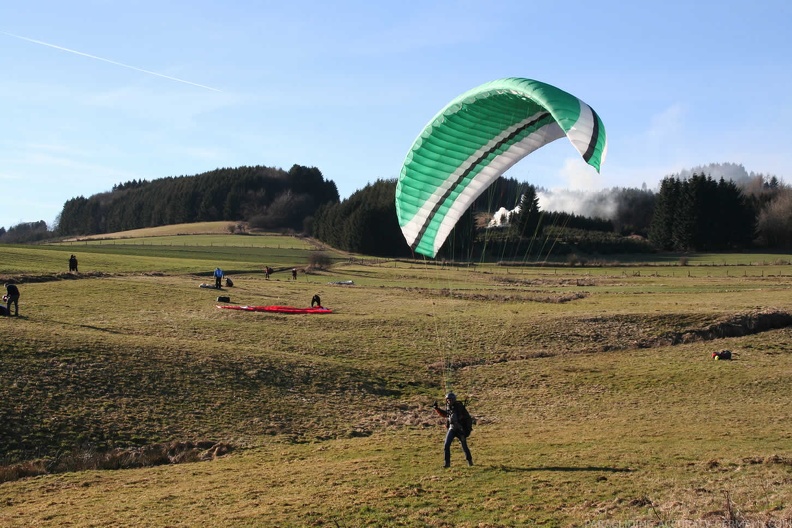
[61,221,244,240]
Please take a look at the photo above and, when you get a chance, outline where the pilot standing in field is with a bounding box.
[433,392,473,468]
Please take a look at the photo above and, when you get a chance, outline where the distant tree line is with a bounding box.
[310,178,636,259]
[0,221,50,244]
[312,177,535,258]
[55,165,338,237]
[3,161,792,258]
[310,170,792,259]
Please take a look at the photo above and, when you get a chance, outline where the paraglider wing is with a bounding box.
[395,77,607,258]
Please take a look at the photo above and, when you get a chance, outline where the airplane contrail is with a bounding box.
[1,31,221,92]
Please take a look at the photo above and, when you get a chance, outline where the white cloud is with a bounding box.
[556,157,605,191]
[646,103,685,142]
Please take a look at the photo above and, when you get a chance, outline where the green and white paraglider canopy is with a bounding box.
[395,77,607,258]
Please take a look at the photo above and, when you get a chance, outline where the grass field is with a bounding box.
[1,225,792,526]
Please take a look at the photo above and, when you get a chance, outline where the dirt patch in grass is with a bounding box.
[742,454,792,466]
[0,271,114,284]
[496,276,599,288]
[428,309,792,372]
[0,440,232,483]
[637,308,792,348]
[442,289,589,304]
[401,286,589,304]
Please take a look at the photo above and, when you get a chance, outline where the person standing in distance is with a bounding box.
[433,392,473,468]
[4,283,20,317]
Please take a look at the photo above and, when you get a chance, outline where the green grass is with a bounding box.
[1,231,792,526]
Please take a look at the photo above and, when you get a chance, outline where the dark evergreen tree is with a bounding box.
[312,179,411,257]
[649,177,679,250]
[716,177,756,248]
[649,173,755,251]
[671,176,695,251]
[612,186,656,236]
[509,186,541,239]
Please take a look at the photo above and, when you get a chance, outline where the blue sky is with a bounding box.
[2,0,791,230]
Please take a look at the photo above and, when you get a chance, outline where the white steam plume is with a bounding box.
[488,206,519,227]
[537,189,618,220]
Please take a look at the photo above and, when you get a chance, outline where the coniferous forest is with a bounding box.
[55,164,339,237]
[311,167,791,259]
[1,162,791,260]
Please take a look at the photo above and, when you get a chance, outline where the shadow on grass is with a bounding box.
[493,464,634,473]
[48,320,128,335]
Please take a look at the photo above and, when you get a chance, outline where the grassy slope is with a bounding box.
[1,231,792,526]
[61,221,249,240]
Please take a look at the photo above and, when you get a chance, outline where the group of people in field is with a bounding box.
[262,266,298,281]
[213,264,319,309]
[3,253,79,317]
